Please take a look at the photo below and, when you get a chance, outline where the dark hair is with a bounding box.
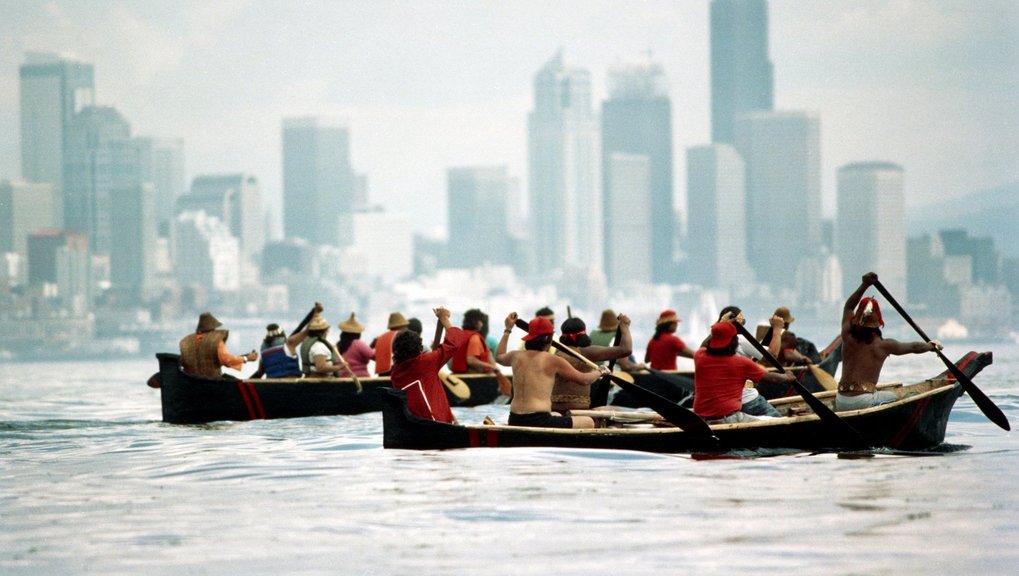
[338,331,361,354]
[559,332,591,347]
[535,306,554,317]
[407,317,423,335]
[849,325,882,345]
[705,337,739,357]
[653,323,673,340]
[524,334,553,351]
[718,306,741,322]
[392,329,423,365]
[462,308,486,330]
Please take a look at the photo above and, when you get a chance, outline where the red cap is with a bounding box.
[708,321,738,349]
[656,309,680,326]
[521,317,554,341]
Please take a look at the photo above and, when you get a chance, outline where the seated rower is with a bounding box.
[551,314,633,413]
[390,307,467,424]
[299,315,355,378]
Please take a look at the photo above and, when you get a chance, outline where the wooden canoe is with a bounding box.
[381,351,993,453]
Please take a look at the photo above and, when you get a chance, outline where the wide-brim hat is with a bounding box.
[521,317,554,341]
[708,321,738,349]
[598,309,618,331]
[387,312,410,330]
[196,312,222,333]
[308,315,330,331]
[655,309,680,326]
[773,306,795,325]
[338,313,365,334]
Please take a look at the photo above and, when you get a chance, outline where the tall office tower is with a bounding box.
[836,162,906,297]
[136,137,186,236]
[447,167,514,268]
[282,117,355,247]
[602,58,674,283]
[710,0,774,145]
[175,211,241,292]
[0,180,57,257]
[19,52,95,201]
[733,110,821,289]
[685,145,755,289]
[603,153,653,287]
[528,51,601,272]
[27,230,90,309]
[180,174,265,264]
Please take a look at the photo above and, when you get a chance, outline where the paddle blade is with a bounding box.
[808,364,838,391]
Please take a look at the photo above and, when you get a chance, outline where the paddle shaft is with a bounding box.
[431,317,443,351]
[514,318,715,440]
[607,325,623,372]
[732,321,865,445]
[872,280,1009,430]
[291,303,321,335]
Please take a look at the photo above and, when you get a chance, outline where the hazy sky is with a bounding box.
[1,0,1016,238]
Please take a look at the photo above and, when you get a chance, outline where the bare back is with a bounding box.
[505,349,599,416]
[841,329,922,392]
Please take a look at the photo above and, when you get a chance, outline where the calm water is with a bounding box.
[3,341,1018,575]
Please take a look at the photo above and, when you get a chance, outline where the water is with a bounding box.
[3,341,1018,575]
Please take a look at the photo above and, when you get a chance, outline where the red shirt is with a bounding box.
[646,333,688,370]
[692,348,767,419]
[390,327,467,423]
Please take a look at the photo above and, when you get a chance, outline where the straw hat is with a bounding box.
[773,306,795,325]
[196,312,222,333]
[655,309,680,326]
[307,315,330,331]
[598,309,618,331]
[338,313,365,334]
[387,312,410,330]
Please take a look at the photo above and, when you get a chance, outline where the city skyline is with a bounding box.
[1,1,1016,240]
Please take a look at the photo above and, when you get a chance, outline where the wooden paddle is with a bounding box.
[430,317,472,399]
[872,280,1009,431]
[732,321,865,445]
[292,302,322,335]
[515,318,717,442]
[808,364,838,391]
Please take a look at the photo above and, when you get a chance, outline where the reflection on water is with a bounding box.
[2,344,1018,574]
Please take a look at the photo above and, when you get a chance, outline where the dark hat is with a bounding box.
[196,312,222,333]
[521,317,555,341]
[406,317,423,335]
[708,321,738,349]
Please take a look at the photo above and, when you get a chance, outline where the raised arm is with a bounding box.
[495,312,518,365]
[843,272,878,332]
[553,355,603,386]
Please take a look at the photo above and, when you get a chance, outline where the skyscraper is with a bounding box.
[602,57,674,283]
[836,162,906,297]
[733,110,822,289]
[282,117,355,247]
[710,0,774,145]
[603,153,652,287]
[447,167,513,268]
[19,52,95,201]
[685,144,755,289]
[136,137,186,236]
[527,51,601,273]
[181,174,265,264]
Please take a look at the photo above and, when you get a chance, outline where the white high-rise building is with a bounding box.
[604,153,652,287]
[836,162,906,297]
[528,51,601,273]
[175,211,240,292]
[733,110,822,290]
[136,137,186,235]
[685,144,755,289]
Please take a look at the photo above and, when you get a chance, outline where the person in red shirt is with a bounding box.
[389,306,466,424]
[450,308,499,374]
[644,309,696,370]
[693,320,794,423]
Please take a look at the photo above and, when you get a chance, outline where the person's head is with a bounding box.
[773,306,795,328]
[850,297,884,343]
[705,321,739,356]
[559,317,591,348]
[406,317,423,335]
[307,315,330,338]
[387,312,410,331]
[392,329,423,365]
[522,316,555,351]
[535,306,555,325]
[598,309,618,332]
[654,309,679,338]
[718,305,745,325]
[262,323,286,347]
[781,330,797,348]
[196,311,222,334]
[462,308,486,331]
[338,313,365,336]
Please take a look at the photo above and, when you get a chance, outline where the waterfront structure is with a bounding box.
[178,174,265,264]
[18,52,94,202]
[447,167,514,268]
[836,162,906,297]
[733,110,822,289]
[527,51,601,273]
[282,117,355,247]
[685,144,754,289]
[602,57,674,283]
[710,0,774,145]
[603,153,652,287]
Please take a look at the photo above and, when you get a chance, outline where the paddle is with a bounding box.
[292,302,322,335]
[515,318,716,441]
[808,364,838,391]
[732,321,865,445]
[872,280,1010,431]
[591,321,624,407]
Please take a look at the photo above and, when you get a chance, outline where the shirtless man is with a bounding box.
[836,272,942,411]
[495,312,607,429]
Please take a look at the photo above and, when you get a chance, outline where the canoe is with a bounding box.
[381,350,993,453]
[152,352,508,424]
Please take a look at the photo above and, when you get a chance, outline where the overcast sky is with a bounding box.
[1,0,1016,238]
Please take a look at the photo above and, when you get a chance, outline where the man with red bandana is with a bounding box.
[836,272,943,411]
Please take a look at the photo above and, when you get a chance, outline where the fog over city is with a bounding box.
[2,0,1016,238]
